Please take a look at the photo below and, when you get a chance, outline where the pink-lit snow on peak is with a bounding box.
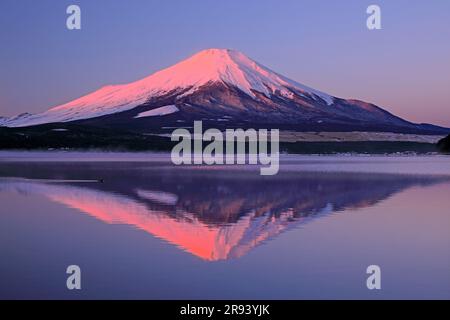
[4,48,334,127]
[137,48,333,102]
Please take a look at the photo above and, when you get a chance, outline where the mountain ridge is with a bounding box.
[1,48,449,135]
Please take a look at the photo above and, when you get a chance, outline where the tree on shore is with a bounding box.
[437,135,450,153]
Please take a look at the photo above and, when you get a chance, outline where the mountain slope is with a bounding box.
[1,48,448,134]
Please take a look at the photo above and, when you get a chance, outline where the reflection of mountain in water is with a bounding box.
[0,162,448,261]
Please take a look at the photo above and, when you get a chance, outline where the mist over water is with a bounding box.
[0,154,449,299]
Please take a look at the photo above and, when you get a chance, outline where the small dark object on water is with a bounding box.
[98,179,104,183]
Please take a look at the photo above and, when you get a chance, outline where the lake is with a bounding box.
[0,152,449,299]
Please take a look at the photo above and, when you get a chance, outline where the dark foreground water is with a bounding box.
[0,153,449,299]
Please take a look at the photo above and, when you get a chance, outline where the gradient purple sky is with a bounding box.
[0,0,449,126]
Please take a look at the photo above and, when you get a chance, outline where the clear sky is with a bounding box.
[1,0,449,126]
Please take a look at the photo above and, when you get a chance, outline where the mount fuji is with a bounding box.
[1,48,448,135]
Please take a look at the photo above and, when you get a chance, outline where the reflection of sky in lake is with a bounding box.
[0,157,449,299]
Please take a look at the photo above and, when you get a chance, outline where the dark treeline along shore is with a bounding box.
[438,135,450,153]
[0,123,446,154]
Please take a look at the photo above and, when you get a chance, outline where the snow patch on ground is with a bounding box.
[134,105,179,118]
[279,131,446,143]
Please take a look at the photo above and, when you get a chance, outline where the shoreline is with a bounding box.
[0,152,449,177]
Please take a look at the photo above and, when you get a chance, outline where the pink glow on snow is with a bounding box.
[4,48,333,127]
[0,180,297,261]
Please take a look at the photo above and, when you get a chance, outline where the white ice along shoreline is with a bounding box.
[0,151,449,176]
[170,121,280,176]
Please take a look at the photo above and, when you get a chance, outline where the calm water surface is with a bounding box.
[0,153,449,299]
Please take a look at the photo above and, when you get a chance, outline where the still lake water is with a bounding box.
[0,152,449,299]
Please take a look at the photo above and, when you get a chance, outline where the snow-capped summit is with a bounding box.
[3,48,335,127]
[1,48,448,134]
[142,48,334,104]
